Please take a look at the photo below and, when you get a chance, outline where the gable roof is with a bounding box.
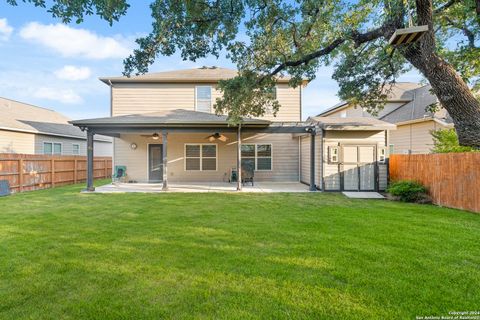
[99,67,292,84]
[71,109,271,128]
[0,97,112,142]
[316,82,424,117]
[379,85,452,124]
[316,82,452,125]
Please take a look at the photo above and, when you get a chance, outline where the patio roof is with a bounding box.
[71,109,271,129]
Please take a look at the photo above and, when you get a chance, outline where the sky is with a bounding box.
[0,1,423,121]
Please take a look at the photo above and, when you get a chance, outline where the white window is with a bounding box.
[379,147,386,163]
[389,144,395,155]
[43,142,62,155]
[185,144,217,171]
[195,86,212,113]
[268,86,277,99]
[241,144,273,171]
[72,144,80,155]
[53,143,62,155]
[340,110,347,118]
[329,146,339,163]
[43,142,52,155]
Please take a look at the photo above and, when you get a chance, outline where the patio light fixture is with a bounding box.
[152,133,160,140]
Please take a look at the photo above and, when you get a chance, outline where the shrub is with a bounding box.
[431,129,477,153]
[387,180,428,203]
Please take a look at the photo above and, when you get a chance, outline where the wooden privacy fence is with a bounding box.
[389,153,480,213]
[0,153,112,193]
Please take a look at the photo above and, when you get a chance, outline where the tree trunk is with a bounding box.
[400,0,480,148]
[403,50,480,148]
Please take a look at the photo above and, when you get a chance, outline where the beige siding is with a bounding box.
[0,130,35,154]
[300,136,310,184]
[262,84,301,121]
[112,82,301,121]
[390,120,447,154]
[114,133,299,182]
[300,130,389,191]
[326,102,405,118]
[328,105,364,118]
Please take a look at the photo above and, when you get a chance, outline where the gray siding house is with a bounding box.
[0,97,113,156]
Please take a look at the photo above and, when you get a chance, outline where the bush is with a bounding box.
[387,180,428,203]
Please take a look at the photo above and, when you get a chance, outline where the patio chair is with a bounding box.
[113,165,127,183]
[229,167,238,183]
[241,162,254,186]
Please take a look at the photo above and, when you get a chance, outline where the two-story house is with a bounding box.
[72,67,395,192]
[317,83,453,154]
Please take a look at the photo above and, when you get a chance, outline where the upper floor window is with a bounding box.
[195,86,212,113]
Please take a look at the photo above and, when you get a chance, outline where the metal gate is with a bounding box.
[341,145,377,191]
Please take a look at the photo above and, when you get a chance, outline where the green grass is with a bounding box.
[0,180,479,319]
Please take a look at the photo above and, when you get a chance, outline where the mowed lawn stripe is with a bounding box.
[0,181,479,319]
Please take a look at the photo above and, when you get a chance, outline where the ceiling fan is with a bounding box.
[140,133,160,140]
[205,132,228,142]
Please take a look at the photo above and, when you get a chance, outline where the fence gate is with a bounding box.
[341,145,377,191]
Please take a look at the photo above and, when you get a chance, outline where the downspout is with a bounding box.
[108,79,115,178]
[319,127,325,191]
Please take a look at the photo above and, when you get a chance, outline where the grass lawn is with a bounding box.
[0,181,479,319]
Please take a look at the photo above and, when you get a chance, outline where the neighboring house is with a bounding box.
[72,66,395,192]
[0,97,113,156]
[317,83,453,154]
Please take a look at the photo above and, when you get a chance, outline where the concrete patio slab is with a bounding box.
[342,192,385,199]
[92,182,311,193]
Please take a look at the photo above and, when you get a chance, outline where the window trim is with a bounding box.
[378,147,386,163]
[328,146,339,163]
[241,143,273,171]
[184,143,218,171]
[72,143,80,155]
[195,85,212,113]
[43,141,63,155]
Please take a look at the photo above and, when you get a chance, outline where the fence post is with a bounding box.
[104,159,108,178]
[74,159,77,184]
[51,158,55,188]
[19,159,23,192]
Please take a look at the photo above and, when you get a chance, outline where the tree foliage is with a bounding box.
[431,128,477,153]
[6,0,129,24]
[8,0,480,145]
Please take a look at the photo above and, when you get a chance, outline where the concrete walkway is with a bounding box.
[342,191,385,199]
[93,182,311,193]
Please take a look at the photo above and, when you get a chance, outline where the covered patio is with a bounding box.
[92,181,310,193]
[71,109,317,193]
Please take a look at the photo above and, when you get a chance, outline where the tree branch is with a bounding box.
[266,38,345,78]
[434,0,459,14]
[444,17,477,48]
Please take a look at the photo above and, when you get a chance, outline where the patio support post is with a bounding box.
[309,128,316,191]
[86,129,95,192]
[237,125,242,191]
[162,130,168,191]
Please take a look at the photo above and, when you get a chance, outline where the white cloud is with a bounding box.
[54,65,92,81]
[20,22,132,59]
[0,18,13,41]
[34,87,83,104]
